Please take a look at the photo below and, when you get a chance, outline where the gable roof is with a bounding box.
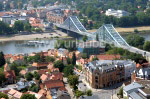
[44,80,64,89]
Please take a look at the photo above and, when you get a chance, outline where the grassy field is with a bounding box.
[88,26,150,33]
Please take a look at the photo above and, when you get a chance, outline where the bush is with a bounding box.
[86,90,92,96]
[75,90,84,98]
[0,92,9,99]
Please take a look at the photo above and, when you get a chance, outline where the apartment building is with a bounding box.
[83,60,136,88]
[46,10,67,24]
[105,9,129,18]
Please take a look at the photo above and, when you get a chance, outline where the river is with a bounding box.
[0,33,150,54]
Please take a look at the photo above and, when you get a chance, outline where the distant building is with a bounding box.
[83,60,136,88]
[46,10,67,24]
[105,9,129,18]
[0,15,16,24]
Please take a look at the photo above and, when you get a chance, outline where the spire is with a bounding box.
[4,63,10,72]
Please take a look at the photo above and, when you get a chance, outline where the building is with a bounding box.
[8,89,23,99]
[123,80,150,99]
[57,48,69,57]
[4,63,16,84]
[78,41,105,57]
[0,15,16,24]
[83,60,135,88]
[89,54,121,61]
[131,63,150,81]
[83,60,125,88]
[46,10,66,24]
[32,62,49,70]
[105,9,129,18]
[29,17,44,28]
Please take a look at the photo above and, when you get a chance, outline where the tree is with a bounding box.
[25,72,33,81]
[45,56,55,62]
[134,29,139,33]
[0,92,8,99]
[72,52,76,65]
[0,71,6,85]
[29,84,40,93]
[54,60,64,72]
[10,63,20,76]
[81,53,88,59]
[92,56,98,61]
[126,34,145,48]
[118,87,123,98]
[68,75,79,88]
[63,64,74,77]
[143,41,150,52]
[67,57,72,65]
[105,43,112,51]
[13,21,24,32]
[20,94,36,99]
[24,23,32,32]
[86,90,92,96]
[0,51,5,67]
[82,35,88,42]
[96,34,99,41]
[33,71,40,80]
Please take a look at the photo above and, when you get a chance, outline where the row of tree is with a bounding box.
[0,21,32,35]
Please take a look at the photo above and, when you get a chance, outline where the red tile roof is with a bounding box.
[90,54,121,61]
[44,80,64,89]
[32,62,49,67]
[37,69,49,75]
[4,70,16,79]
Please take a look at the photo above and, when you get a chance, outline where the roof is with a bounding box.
[44,80,64,89]
[32,62,48,67]
[8,89,17,95]
[90,54,121,60]
[137,80,150,95]
[85,60,135,73]
[20,70,27,75]
[38,89,46,95]
[13,91,23,99]
[129,91,143,99]
[37,69,49,75]
[123,82,143,93]
[4,70,16,79]
[50,72,63,80]
[40,74,48,81]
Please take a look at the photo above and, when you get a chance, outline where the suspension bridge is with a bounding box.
[55,16,150,59]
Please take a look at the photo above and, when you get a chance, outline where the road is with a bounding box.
[0,84,17,91]
[74,69,120,99]
[63,78,74,99]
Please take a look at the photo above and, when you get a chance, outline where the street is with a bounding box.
[0,84,17,91]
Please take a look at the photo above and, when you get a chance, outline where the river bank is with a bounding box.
[88,26,150,34]
[0,31,69,42]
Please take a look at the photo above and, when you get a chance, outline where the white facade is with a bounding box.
[105,9,129,18]
[136,67,150,79]
[124,61,136,79]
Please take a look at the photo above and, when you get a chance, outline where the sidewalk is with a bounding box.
[111,94,119,99]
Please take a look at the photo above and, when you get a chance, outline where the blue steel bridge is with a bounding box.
[55,16,129,48]
[55,16,150,58]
